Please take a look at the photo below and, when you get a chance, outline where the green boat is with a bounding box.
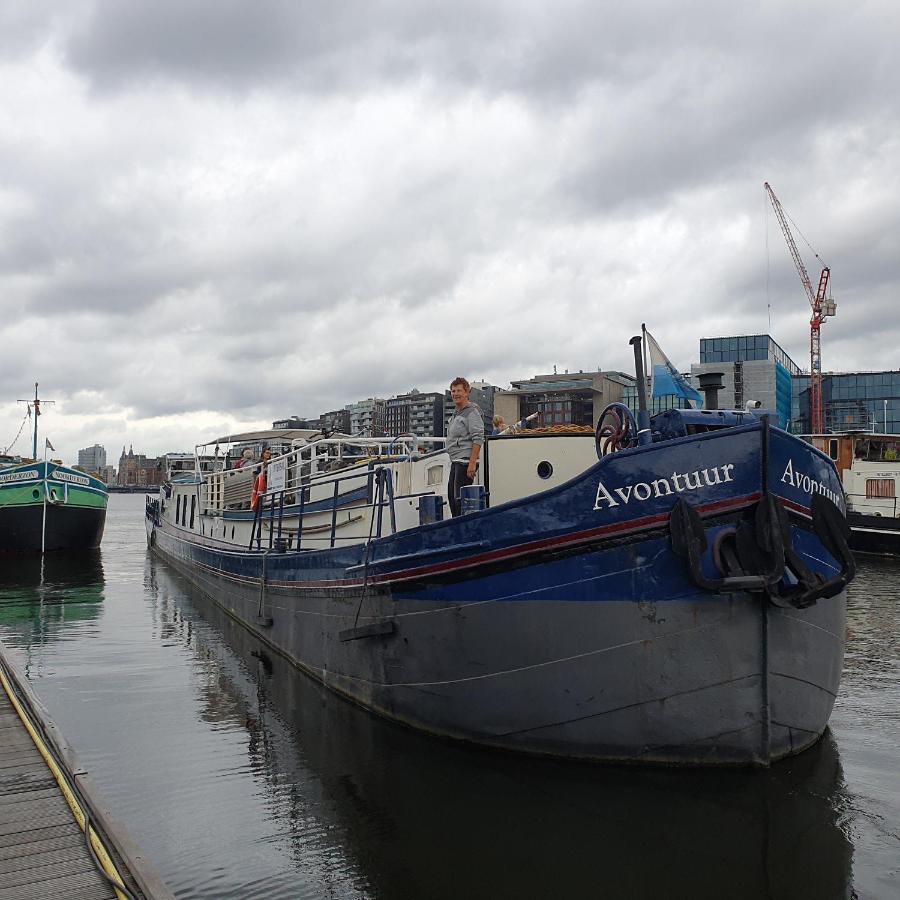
[0,385,108,554]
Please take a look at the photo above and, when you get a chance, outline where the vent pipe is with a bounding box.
[697,372,725,410]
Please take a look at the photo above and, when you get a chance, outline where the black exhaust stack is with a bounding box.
[697,372,725,410]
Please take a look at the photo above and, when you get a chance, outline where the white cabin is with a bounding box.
[154,428,600,552]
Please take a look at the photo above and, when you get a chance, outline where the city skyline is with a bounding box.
[54,341,900,467]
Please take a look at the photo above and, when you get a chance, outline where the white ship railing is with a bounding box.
[198,435,448,551]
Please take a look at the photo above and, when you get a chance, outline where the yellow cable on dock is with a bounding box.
[0,658,131,900]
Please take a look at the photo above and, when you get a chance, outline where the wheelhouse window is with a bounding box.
[828,439,838,460]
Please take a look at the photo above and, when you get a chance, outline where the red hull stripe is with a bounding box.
[361,491,764,586]
[171,490,770,591]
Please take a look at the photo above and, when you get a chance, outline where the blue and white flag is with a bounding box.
[645,330,703,407]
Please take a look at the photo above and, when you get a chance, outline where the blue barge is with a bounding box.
[146,354,854,766]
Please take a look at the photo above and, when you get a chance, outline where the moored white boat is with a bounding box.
[804,431,900,555]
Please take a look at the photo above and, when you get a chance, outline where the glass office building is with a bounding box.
[794,371,900,434]
[700,335,802,375]
[77,444,107,473]
[692,334,801,429]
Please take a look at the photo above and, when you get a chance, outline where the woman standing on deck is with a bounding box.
[446,377,485,517]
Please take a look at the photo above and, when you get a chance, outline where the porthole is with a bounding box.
[537,461,553,480]
[32,489,40,499]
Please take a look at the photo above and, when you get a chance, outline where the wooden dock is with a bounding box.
[0,645,174,900]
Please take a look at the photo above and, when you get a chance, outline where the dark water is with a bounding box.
[0,494,897,899]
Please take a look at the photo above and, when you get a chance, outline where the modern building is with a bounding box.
[272,415,318,430]
[793,371,900,434]
[691,334,801,429]
[317,408,352,434]
[77,444,106,473]
[385,390,445,438]
[493,371,632,430]
[345,398,385,437]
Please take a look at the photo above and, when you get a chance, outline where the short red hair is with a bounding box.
[450,377,470,391]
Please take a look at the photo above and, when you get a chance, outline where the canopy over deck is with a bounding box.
[208,428,322,445]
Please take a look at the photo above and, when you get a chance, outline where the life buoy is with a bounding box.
[250,472,267,510]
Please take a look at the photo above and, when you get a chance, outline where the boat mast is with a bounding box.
[18,383,55,460]
[32,383,39,460]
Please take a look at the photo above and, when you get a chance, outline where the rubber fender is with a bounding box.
[669,497,708,558]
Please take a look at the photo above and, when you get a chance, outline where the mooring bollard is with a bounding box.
[459,484,486,515]
[419,494,444,524]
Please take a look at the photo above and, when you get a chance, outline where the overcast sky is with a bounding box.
[2,1,898,464]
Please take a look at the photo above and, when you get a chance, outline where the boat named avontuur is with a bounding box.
[145,339,855,766]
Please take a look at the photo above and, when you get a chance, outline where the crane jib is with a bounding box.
[763,181,834,435]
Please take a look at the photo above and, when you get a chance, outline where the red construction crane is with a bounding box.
[764,182,835,434]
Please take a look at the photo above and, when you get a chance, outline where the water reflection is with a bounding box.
[830,556,900,899]
[843,556,900,686]
[149,557,856,900]
[0,551,105,657]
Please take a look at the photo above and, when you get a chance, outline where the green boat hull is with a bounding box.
[0,462,108,554]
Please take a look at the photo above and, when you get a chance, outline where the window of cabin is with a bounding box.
[176,495,182,523]
[828,439,838,460]
[866,478,896,499]
[426,465,444,486]
[190,495,196,529]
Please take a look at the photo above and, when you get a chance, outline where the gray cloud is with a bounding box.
[1,1,899,462]
[63,1,505,95]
